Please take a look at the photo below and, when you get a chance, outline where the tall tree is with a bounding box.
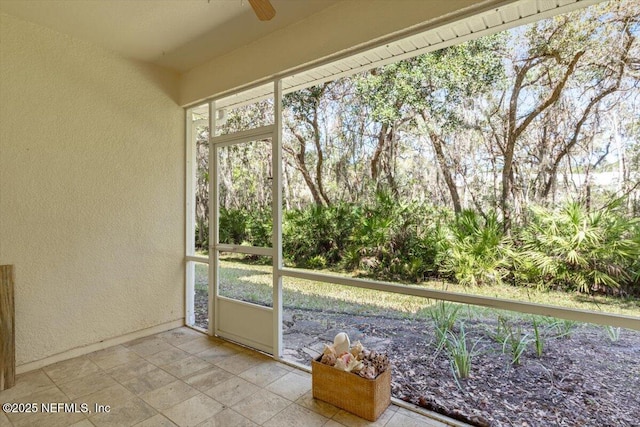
[357,35,505,212]
[283,84,332,206]
[486,0,639,231]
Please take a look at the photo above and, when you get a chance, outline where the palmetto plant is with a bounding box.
[438,210,510,286]
[282,202,357,267]
[520,202,640,294]
[345,193,444,281]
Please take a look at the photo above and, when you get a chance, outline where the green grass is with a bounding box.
[193,256,640,319]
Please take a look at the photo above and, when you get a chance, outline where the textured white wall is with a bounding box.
[0,13,184,366]
[180,0,502,105]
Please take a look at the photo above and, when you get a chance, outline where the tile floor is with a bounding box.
[0,327,455,427]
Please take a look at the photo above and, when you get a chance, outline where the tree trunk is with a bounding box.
[370,123,388,181]
[310,113,331,206]
[428,128,462,214]
[286,123,325,206]
[502,51,584,233]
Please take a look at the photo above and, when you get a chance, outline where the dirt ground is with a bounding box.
[194,290,640,427]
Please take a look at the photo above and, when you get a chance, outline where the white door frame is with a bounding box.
[207,81,284,356]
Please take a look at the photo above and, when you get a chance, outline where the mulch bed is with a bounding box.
[194,289,639,426]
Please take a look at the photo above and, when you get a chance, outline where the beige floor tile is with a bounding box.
[183,367,234,392]
[87,345,142,370]
[162,394,223,427]
[123,335,160,348]
[157,328,205,347]
[5,386,86,427]
[265,370,311,401]
[144,347,191,367]
[127,337,174,358]
[161,356,212,379]
[295,391,340,418]
[43,356,102,385]
[177,337,222,355]
[231,389,290,425]
[15,411,88,427]
[68,420,95,427]
[393,408,451,427]
[133,413,178,426]
[140,380,199,411]
[213,352,263,375]
[120,368,177,395]
[106,359,158,383]
[58,371,118,400]
[263,403,328,427]
[386,411,447,427]
[79,383,156,426]
[0,413,11,427]
[7,330,458,427]
[324,421,347,427]
[331,406,396,427]
[196,408,257,427]
[238,361,289,387]
[195,345,239,365]
[76,383,135,410]
[88,396,157,427]
[0,369,55,401]
[220,342,249,353]
[204,377,259,407]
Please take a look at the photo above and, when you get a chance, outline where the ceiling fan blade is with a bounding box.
[248,0,276,21]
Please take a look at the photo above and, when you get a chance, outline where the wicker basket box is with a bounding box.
[311,357,391,421]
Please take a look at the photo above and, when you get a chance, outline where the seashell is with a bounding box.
[334,356,348,371]
[333,332,351,355]
[321,353,336,366]
[358,365,377,379]
[347,359,364,373]
[350,340,363,358]
[323,343,336,356]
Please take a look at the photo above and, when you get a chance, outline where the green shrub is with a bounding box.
[518,201,640,294]
[283,202,358,268]
[437,210,509,286]
[346,193,446,281]
[307,255,328,269]
[219,207,247,244]
[245,208,272,247]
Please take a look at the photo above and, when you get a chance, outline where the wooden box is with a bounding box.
[311,357,391,421]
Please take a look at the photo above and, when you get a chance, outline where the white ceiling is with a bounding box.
[212,0,599,109]
[0,0,340,73]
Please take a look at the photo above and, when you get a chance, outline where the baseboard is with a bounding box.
[16,318,185,374]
